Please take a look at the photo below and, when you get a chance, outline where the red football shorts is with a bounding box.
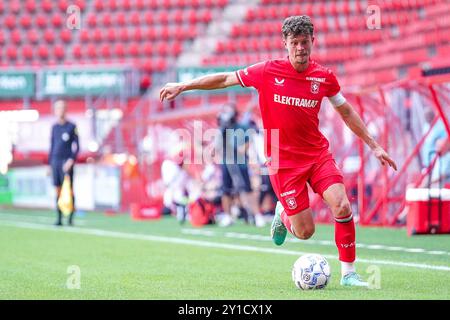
[268,152,344,216]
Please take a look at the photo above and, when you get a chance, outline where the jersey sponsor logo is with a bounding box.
[306,77,326,83]
[244,68,249,75]
[286,196,297,210]
[274,94,319,108]
[274,78,285,86]
[280,189,296,197]
[311,81,320,94]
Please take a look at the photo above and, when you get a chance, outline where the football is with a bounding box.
[292,254,331,290]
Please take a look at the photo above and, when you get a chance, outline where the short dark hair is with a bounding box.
[282,15,314,39]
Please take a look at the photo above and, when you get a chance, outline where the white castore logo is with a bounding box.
[275,78,285,86]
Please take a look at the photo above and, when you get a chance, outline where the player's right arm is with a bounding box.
[159,72,240,102]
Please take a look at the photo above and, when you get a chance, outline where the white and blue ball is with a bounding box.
[292,254,331,290]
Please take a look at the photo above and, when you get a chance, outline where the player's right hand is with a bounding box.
[159,82,183,102]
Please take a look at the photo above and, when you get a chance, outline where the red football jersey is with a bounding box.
[236,58,341,169]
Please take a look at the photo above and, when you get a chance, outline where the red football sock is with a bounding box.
[281,209,295,236]
[334,213,356,263]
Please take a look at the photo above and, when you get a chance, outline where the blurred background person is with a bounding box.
[49,100,79,226]
[215,103,266,227]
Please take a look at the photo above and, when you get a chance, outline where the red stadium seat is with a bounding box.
[86,44,97,58]
[102,14,113,27]
[72,45,82,59]
[172,41,182,56]
[106,28,117,42]
[107,0,117,10]
[119,0,133,11]
[20,15,33,29]
[74,0,86,11]
[60,29,72,43]
[86,14,97,27]
[43,30,55,43]
[54,45,65,60]
[0,31,4,45]
[131,28,144,42]
[115,12,127,26]
[136,0,145,10]
[172,9,184,24]
[42,0,53,12]
[52,14,64,28]
[27,29,39,44]
[11,30,21,44]
[92,29,103,42]
[38,45,49,60]
[100,44,112,58]
[6,46,18,60]
[5,15,16,29]
[58,0,70,12]
[143,42,153,56]
[9,0,21,14]
[157,11,169,24]
[143,11,154,25]
[129,12,140,25]
[128,42,140,57]
[79,29,89,42]
[94,0,104,11]
[22,45,34,60]
[35,14,47,28]
[114,43,126,57]
[119,29,130,42]
[156,42,169,56]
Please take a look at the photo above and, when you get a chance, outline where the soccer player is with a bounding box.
[49,100,79,226]
[159,16,397,287]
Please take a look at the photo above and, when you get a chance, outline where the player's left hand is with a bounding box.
[372,146,397,171]
[63,159,74,173]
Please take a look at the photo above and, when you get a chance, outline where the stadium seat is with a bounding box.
[5,15,16,29]
[20,15,33,29]
[102,14,113,27]
[100,44,112,58]
[128,42,140,57]
[60,30,72,43]
[129,12,140,25]
[44,29,56,44]
[86,44,97,58]
[114,43,126,57]
[52,14,64,28]
[54,45,66,60]
[72,45,82,59]
[38,45,49,60]
[41,0,53,12]
[22,45,34,60]
[27,29,39,44]
[35,14,48,28]
[11,30,22,44]
[6,46,18,60]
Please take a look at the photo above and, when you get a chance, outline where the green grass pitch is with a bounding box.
[0,208,449,299]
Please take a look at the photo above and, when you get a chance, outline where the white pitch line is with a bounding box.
[0,220,449,272]
[0,213,86,225]
[181,229,450,256]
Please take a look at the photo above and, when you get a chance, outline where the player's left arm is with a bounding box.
[333,100,398,171]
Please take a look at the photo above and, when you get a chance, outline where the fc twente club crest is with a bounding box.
[286,197,297,210]
[311,81,320,94]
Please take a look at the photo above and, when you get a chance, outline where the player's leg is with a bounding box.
[51,161,64,226]
[322,183,367,287]
[310,155,368,287]
[233,164,265,227]
[219,164,234,227]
